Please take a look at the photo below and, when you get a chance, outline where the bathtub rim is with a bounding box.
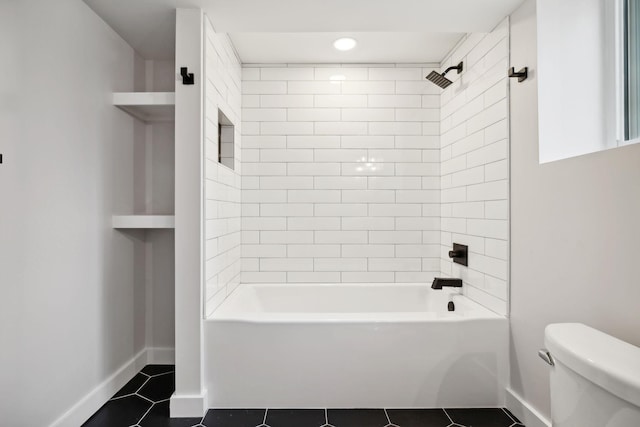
[207,282,505,323]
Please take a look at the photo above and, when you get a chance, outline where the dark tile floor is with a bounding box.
[82,365,525,427]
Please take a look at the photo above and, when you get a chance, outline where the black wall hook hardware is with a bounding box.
[509,66,528,82]
[180,67,194,85]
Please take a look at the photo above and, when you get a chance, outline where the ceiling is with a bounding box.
[84,0,523,63]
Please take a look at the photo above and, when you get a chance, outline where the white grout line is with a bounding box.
[443,408,454,424]
[263,408,268,424]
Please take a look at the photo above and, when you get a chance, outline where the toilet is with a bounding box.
[543,323,640,427]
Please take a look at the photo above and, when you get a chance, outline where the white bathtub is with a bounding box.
[204,283,508,409]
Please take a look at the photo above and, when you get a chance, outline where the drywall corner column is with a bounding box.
[171,8,207,418]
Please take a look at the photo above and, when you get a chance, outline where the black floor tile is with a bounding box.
[265,409,326,427]
[445,408,515,427]
[82,395,152,427]
[386,409,451,427]
[139,372,175,402]
[113,373,148,398]
[201,409,266,427]
[327,409,388,427]
[142,365,175,376]
[139,401,203,427]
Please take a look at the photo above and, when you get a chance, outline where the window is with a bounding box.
[623,0,639,142]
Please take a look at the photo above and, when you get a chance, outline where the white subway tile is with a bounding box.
[395,217,440,230]
[395,136,440,149]
[341,190,395,203]
[314,95,367,108]
[369,149,423,163]
[261,122,314,135]
[368,95,421,108]
[242,94,260,107]
[342,217,395,230]
[260,149,314,162]
[314,258,367,271]
[287,244,341,257]
[242,81,287,95]
[261,230,314,244]
[341,163,394,176]
[421,95,440,108]
[467,219,508,239]
[369,204,421,217]
[315,122,368,135]
[287,135,341,148]
[342,80,395,94]
[467,180,508,201]
[242,68,260,80]
[242,135,286,149]
[242,108,287,122]
[242,190,287,203]
[287,108,341,122]
[341,108,395,122]
[242,244,287,258]
[287,163,341,176]
[261,67,314,80]
[241,271,287,283]
[485,200,508,219]
[315,231,367,244]
[288,217,341,230]
[314,149,367,162]
[452,202,485,219]
[396,190,439,203]
[314,176,367,189]
[370,231,422,244]
[341,136,394,149]
[288,189,341,203]
[369,258,421,271]
[315,204,367,217]
[242,162,287,176]
[260,258,313,271]
[261,94,314,108]
[396,109,439,122]
[260,176,314,189]
[314,67,368,80]
[342,245,394,258]
[368,67,423,80]
[242,217,287,231]
[395,163,440,176]
[396,244,441,257]
[369,122,422,136]
[485,159,508,182]
[396,81,439,95]
[288,81,341,94]
[260,204,314,217]
[485,238,508,260]
[451,166,485,187]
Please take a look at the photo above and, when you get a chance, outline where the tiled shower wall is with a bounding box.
[204,17,242,315]
[240,65,442,283]
[439,19,510,315]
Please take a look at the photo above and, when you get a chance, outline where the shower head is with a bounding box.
[426,61,464,89]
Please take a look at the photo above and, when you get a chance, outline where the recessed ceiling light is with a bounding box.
[333,37,357,51]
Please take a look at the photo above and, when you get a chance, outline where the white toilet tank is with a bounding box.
[544,323,640,427]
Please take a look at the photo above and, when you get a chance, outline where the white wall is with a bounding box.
[240,64,441,284]
[203,18,243,315]
[439,20,510,315]
[509,0,640,423]
[0,1,145,425]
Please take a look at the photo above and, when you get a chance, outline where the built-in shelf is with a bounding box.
[112,92,175,122]
[112,215,175,229]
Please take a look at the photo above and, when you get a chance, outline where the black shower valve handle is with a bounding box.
[448,250,462,258]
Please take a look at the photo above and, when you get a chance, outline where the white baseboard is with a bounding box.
[170,389,208,418]
[506,387,551,427]
[49,347,175,427]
